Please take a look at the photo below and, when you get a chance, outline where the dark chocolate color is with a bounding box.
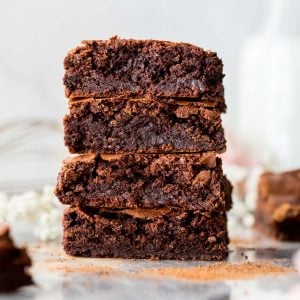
[64,37,225,111]
[63,206,229,260]
[0,225,33,292]
[64,98,226,154]
[55,153,232,211]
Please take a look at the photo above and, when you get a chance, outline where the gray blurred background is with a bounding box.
[0,0,299,189]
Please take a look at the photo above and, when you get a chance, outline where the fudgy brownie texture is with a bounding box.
[254,170,300,241]
[0,225,33,292]
[63,206,229,260]
[55,153,232,211]
[64,98,226,154]
[64,37,225,111]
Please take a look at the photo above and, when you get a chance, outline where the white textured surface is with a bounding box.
[0,238,299,300]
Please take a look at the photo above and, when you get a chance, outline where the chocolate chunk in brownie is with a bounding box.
[0,225,33,292]
[64,37,225,111]
[254,170,300,241]
[55,152,232,212]
[64,98,226,154]
[63,206,229,260]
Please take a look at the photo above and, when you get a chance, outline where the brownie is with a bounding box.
[55,152,232,211]
[63,206,229,260]
[64,37,225,111]
[64,98,226,154]
[255,205,300,241]
[0,225,33,292]
[254,170,300,241]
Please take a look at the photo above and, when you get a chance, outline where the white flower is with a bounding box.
[7,191,40,222]
[0,185,63,241]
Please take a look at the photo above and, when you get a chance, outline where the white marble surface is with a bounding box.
[0,236,300,300]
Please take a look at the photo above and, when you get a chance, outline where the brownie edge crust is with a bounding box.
[63,207,229,260]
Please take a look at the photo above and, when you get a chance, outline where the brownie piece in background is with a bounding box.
[64,37,225,111]
[0,225,33,292]
[254,170,300,241]
[55,152,232,212]
[63,206,229,260]
[64,98,226,154]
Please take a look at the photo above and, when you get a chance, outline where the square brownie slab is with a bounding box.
[55,152,232,211]
[64,98,226,154]
[64,37,225,111]
[63,206,229,260]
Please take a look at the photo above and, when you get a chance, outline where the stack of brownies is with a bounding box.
[55,37,232,260]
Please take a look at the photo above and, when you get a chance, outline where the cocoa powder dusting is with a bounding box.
[29,242,121,277]
[47,265,117,275]
[28,242,295,282]
[138,261,294,282]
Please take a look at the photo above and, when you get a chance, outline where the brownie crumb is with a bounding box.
[0,225,33,292]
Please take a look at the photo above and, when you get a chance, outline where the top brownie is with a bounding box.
[64,37,225,111]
